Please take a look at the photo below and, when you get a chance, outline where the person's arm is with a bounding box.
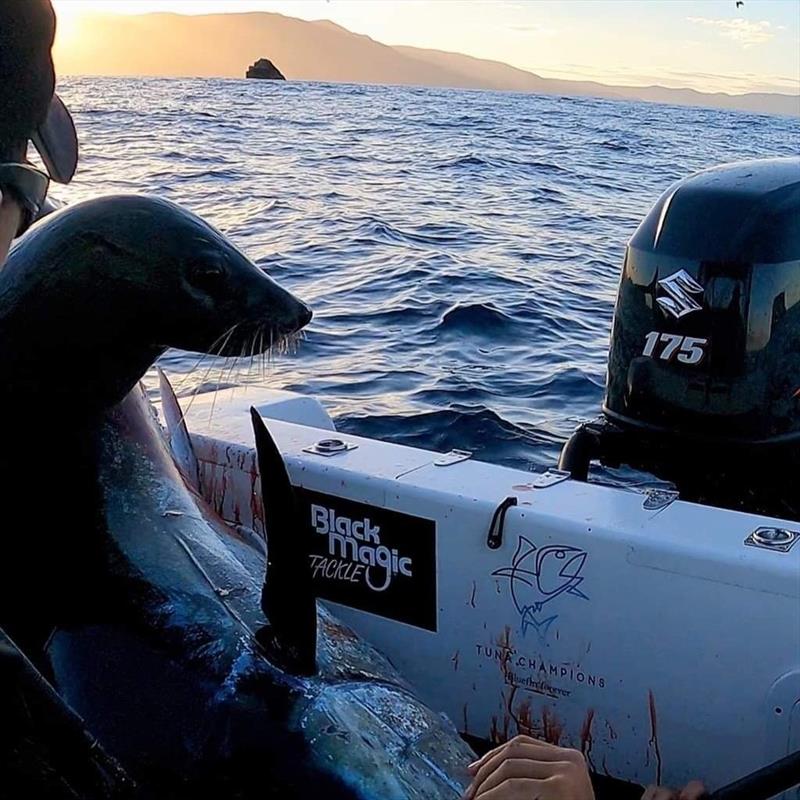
[0,188,23,266]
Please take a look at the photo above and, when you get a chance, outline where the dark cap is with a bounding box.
[0,0,78,183]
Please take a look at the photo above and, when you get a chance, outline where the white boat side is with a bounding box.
[168,385,800,796]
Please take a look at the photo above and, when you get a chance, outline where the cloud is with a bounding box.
[687,16,779,48]
[507,23,557,36]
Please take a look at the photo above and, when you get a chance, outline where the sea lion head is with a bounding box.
[0,194,312,417]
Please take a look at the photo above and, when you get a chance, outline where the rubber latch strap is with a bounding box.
[486,496,518,550]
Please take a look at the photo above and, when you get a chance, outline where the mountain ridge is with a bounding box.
[54,10,800,116]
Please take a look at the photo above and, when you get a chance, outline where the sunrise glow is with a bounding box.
[51,0,800,96]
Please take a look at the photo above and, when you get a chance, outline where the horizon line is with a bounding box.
[54,8,800,106]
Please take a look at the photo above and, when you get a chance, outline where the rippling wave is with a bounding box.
[55,78,800,470]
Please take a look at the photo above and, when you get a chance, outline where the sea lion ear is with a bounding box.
[250,407,317,676]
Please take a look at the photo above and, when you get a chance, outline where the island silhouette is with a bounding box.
[246,58,285,80]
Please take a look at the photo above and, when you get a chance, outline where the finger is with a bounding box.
[467,735,563,775]
[469,740,574,789]
[468,742,508,774]
[470,758,562,797]
[468,736,556,772]
[470,778,545,800]
[466,741,584,799]
[468,735,574,773]
[679,782,707,800]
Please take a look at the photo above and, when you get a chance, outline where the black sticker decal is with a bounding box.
[296,488,437,632]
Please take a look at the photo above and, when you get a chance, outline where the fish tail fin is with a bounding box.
[251,408,317,676]
[521,607,558,641]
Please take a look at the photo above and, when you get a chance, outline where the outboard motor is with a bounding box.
[560,157,800,520]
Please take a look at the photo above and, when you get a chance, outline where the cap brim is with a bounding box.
[30,94,78,184]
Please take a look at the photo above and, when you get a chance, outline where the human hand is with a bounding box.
[641,780,706,799]
[463,735,595,799]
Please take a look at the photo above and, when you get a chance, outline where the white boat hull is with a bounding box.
[170,386,800,796]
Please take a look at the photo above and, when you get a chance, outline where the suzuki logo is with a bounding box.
[656,269,704,319]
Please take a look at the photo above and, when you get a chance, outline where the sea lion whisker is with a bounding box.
[225,340,246,392]
[213,327,243,389]
[215,324,242,359]
[277,331,299,357]
[182,355,222,428]
[259,330,268,379]
[193,324,240,391]
[187,346,231,428]
[234,334,254,398]
[267,329,274,370]
[173,323,239,394]
[175,323,242,428]
[211,326,243,401]
[247,331,258,385]
[251,331,261,389]
[207,359,229,424]
[214,324,240,353]
[172,350,213,394]
[240,335,253,392]
[257,327,265,380]
[229,341,247,402]
[173,356,218,428]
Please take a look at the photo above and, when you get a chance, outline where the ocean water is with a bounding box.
[55,77,799,471]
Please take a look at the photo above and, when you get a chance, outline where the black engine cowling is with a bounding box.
[561,157,800,519]
[606,157,800,443]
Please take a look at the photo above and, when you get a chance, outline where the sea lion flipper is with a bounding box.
[250,407,317,676]
[158,368,200,491]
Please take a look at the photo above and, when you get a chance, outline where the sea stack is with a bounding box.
[246,59,286,80]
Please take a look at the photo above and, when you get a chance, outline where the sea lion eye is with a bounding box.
[188,261,226,293]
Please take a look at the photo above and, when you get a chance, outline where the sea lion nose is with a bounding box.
[298,303,313,328]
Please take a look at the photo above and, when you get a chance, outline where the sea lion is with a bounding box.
[0,194,311,422]
[0,196,472,797]
[0,194,310,644]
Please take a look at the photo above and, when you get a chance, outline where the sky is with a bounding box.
[52,0,800,94]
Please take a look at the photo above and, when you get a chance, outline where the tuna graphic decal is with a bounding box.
[492,537,589,641]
